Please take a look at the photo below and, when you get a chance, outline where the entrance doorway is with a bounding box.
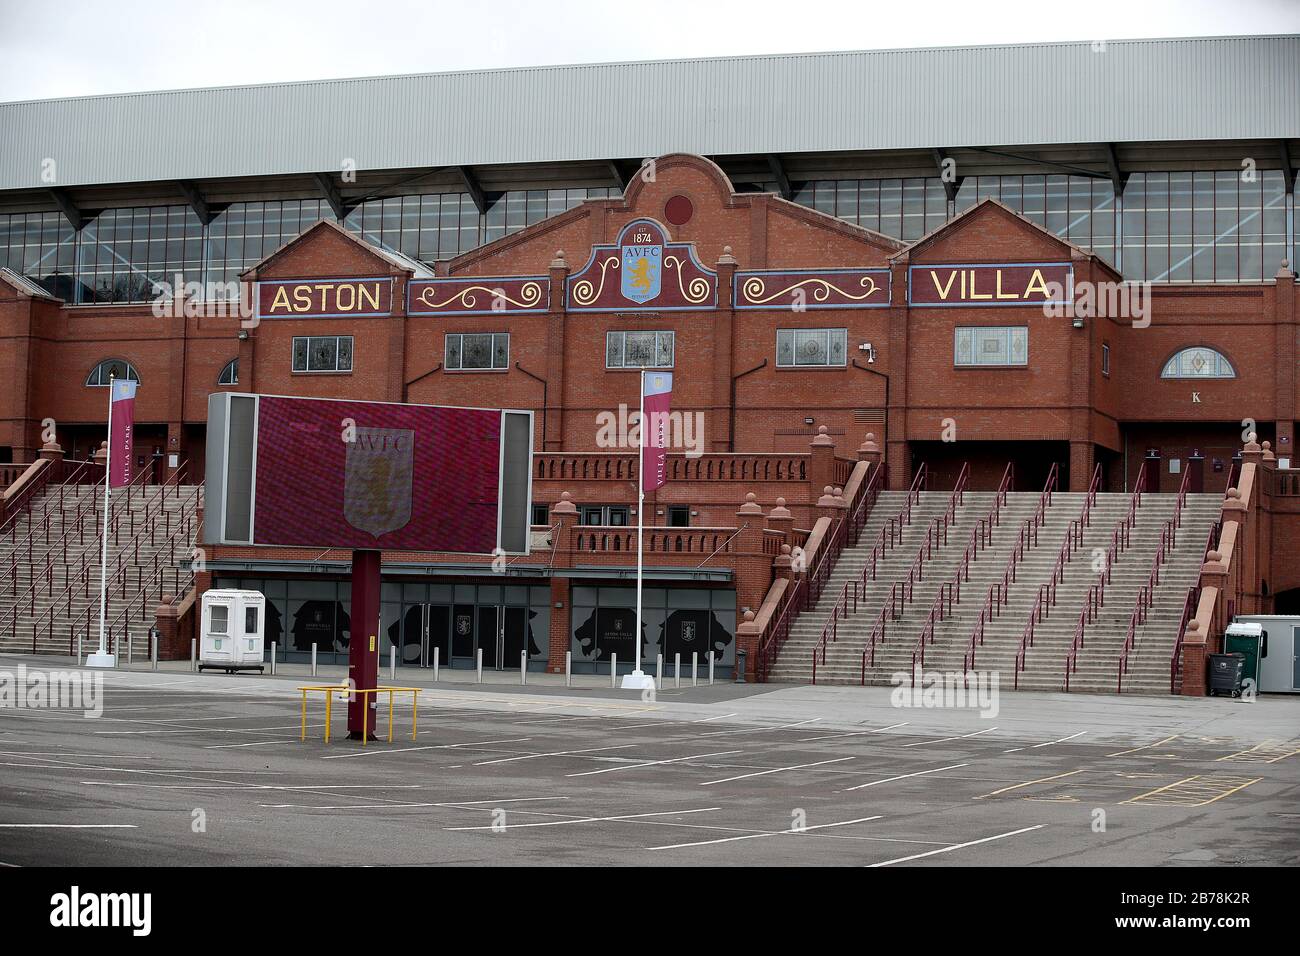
[402,603,532,670]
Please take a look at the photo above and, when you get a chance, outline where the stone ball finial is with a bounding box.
[781,544,791,555]
[1226,487,1241,500]
[1207,550,1222,562]
[742,609,756,623]
[812,426,834,447]
[738,492,763,515]
[769,496,792,520]
[550,249,567,270]
[552,491,578,515]
[1186,619,1200,634]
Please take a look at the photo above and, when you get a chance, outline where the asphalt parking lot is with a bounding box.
[1,657,1297,866]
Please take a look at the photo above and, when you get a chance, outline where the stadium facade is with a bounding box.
[1,36,1297,688]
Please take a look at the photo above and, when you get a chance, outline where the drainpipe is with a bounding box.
[729,359,767,451]
[514,362,548,448]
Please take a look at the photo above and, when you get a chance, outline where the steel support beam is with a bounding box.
[455,165,487,215]
[766,154,792,200]
[177,180,213,224]
[1280,140,1296,195]
[312,172,349,220]
[48,188,82,231]
[1103,143,1130,197]
[932,149,964,203]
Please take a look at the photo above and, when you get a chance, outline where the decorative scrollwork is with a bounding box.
[572,256,619,305]
[664,255,711,303]
[416,282,543,311]
[741,274,879,305]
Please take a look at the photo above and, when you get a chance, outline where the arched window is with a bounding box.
[85,359,140,387]
[218,358,239,386]
[1160,347,1235,379]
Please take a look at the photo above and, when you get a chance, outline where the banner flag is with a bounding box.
[108,379,136,488]
[641,371,673,494]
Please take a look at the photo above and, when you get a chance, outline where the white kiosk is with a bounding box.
[1231,615,1300,694]
[199,589,266,674]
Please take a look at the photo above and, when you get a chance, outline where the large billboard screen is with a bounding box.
[205,393,533,555]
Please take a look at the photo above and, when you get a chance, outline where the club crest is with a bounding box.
[344,427,414,538]
[621,231,662,304]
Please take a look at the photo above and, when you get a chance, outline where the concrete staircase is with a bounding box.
[769,487,1221,695]
[0,482,203,656]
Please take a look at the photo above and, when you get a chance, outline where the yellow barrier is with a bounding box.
[298,685,421,746]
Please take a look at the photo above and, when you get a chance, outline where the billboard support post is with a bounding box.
[347,549,382,740]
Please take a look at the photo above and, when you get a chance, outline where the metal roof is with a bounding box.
[2,35,1297,192]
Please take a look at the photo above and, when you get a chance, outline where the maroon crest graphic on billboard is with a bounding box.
[343,427,415,538]
[566,219,716,311]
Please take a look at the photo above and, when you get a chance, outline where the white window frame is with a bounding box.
[954,326,1029,368]
[445,332,509,371]
[606,330,674,369]
[776,328,848,367]
[292,335,353,373]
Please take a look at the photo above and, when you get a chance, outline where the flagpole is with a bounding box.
[622,370,652,689]
[87,373,116,667]
[635,368,645,677]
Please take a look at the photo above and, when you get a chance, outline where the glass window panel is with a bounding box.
[606,331,623,367]
[461,333,493,369]
[776,329,794,366]
[292,338,308,371]
[492,333,509,369]
[445,334,462,369]
[336,336,353,371]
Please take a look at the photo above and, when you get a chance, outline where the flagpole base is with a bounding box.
[85,653,116,668]
[620,670,655,690]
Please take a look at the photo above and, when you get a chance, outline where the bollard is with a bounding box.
[476,648,483,683]
[77,633,83,667]
[151,631,158,672]
[610,652,617,688]
[270,641,277,676]
[433,647,439,682]
[565,651,572,688]
[521,650,527,685]
[311,643,317,677]
[674,653,681,689]
[190,638,196,672]
[656,653,663,690]
[112,633,119,668]
[127,632,133,667]
[692,651,698,687]
[709,654,715,685]
[735,648,747,684]
[389,644,397,682]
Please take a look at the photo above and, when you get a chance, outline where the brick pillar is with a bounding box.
[546,492,578,673]
[713,246,738,452]
[733,492,767,681]
[808,426,836,498]
[766,496,793,545]
[857,432,882,468]
[1181,619,1208,697]
[1069,441,1094,492]
[544,251,569,451]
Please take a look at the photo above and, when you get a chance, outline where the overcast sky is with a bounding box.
[1,0,1297,102]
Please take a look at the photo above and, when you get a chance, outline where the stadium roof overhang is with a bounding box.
[1,34,1297,217]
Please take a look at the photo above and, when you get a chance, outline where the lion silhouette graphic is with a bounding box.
[627,256,653,294]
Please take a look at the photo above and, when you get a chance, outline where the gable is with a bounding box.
[243,219,414,282]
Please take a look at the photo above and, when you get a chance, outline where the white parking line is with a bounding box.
[838,763,969,792]
[691,718,822,738]
[473,744,639,766]
[700,757,853,787]
[649,814,883,850]
[799,722,909,742]
[1031,731,1087,749]
[867,824,1046,866]
[566,750,743,777]
[446,807,722,831]
[0,823,138,829]
[901,727,998,748]
[321,736,535,759]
